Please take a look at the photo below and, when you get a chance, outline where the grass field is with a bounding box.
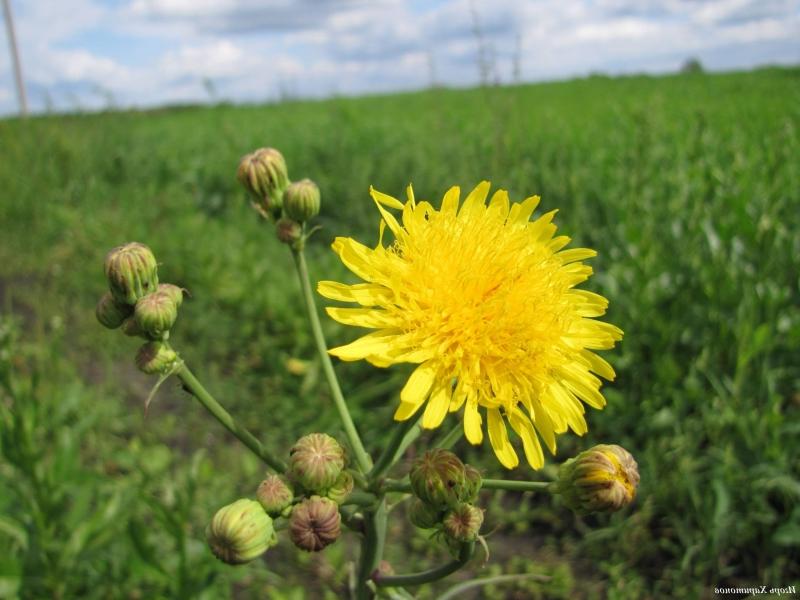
[1,66,798,599]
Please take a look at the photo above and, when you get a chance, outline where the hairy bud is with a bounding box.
[95,291,133,329]
[409,449,467,509]
[104,242,159,305]
[156,283,184,308]
[289,496,341,552]
[134,290,178,339]
[442,503,484,543]
[236,148,289,218]
[460,464,482,503]
[135,341,178,375]
[206,499,276,565]
[283,178,321,222]
[325,470,354,505]
[256,475,294,517]
[288,433,346,493]
[276,218,302,246]
[552,444,640,514]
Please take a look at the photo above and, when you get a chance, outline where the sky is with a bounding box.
[1,0,798,115]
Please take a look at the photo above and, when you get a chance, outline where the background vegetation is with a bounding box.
[0,66,798,599]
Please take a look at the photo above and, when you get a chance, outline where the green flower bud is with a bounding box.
[236,148,289,217]
[276,218,302,246]
[157,283,185,308]
[135,341,178,375]
[408,498,442,529]
[134,290,178,339]
[325,470,354,505]
[289,496,341,552]
[288,433,345,493]
[442,503,484,543]
[460,464,483,503]
[206,499,276,565]
[256,475,294,517]
[283,178,321,222]
[409,449,466,509]
[121,316,145,338]
[95,291,133,329]
[552,444,640,514]
[104,242,159,305]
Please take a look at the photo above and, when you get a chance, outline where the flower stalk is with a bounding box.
[372,541,475,587]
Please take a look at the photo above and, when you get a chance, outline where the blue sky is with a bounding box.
[1,0,798,115]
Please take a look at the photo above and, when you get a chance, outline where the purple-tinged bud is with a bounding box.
[552,444,640,514]
[442,503,484,543]
[325,470,354,505]
[121,316,145,338]
[104,242,159,305]
[96,291,133,329]
[288,433,346,493]
[256,475,294,517]
[135,341,178,375]
[408,498,442,529]
[289,496,341,552]
[460,464,482,503]
[236,148,289,218]
[283,178,321,222]
[157,283,184,308]
[134,290,178,340]
[276,218,302,246]
[409,449,467,509]
[206,499,276,565]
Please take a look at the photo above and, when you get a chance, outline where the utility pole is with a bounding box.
[2,0,28,116]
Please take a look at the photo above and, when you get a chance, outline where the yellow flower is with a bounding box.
[318,182,622,469]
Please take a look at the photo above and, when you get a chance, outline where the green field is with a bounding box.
[1,66,798,599]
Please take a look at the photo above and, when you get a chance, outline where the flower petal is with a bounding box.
[464,400,483,444]
[509,409,544,469]
[487,408,519,469]
[421,384,451,429]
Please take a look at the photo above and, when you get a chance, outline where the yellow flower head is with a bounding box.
[318,182,622,470]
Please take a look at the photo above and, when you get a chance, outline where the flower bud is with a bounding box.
[283,178,321,222]
[134,290,178,339]
[460,464,482,503]
[121,316,145,338]
[288,433,345,493]
[135,341,178,375]
[95,291,133,329]
[289,496,341,552]
[104,242,159,305]
[409,449,466,509]
[552,444,640,514]
[256,475,294,517]
[442,503,484,543]
[157,283,184,308]
[325,470,354,505]
[276,218,302,245]
[206,499,276,565]
[236,148,289,217]
[408,498,441,529]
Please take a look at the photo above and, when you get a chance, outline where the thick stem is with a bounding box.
[373,542,475,587]
[369,416,420,482]
[356,498,388,600]
[175,363,287,473]
[291,248,372,474]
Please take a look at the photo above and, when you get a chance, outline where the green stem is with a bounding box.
[373,542,475,588]
[341,491,379,507]
[434,423,463,450]
[369,416,420,482]
[291,247,372,474]
[356,498,388,600]
[381,479,551,494]
[175,363,287,473]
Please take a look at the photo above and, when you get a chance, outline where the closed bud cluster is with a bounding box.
[283,178,321,222]
[410,449,472,509]
[104,242,159,305]
[288,496,341,552]
[237,148,289,218]
[256,475,294,517]
[442,503,484,543]
[206,499,276,565]
[288,433,346,494]
[408,498,441,530]
[134,289,178,339]
[96,291,133,329]
[135,341,178,375]
[552,444,640,514]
